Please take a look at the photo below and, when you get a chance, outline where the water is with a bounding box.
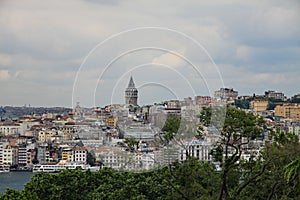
[0,172,34,194]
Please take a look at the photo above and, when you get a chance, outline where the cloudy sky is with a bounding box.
[0,0,299,108]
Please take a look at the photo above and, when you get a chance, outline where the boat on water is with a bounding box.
[33,161,100,173]
[0,165,10,173]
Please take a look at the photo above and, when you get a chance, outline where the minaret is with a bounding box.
[125,76,138,106]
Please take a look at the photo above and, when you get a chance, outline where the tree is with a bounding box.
[124,138,139,152]
[199,106,272,200]
[267,101,276,110]
[284,157,300,182]
[166,159,220,200]
[240,131,300,199]
[160,115,181,144]
[0,189,23,200]
[162,115,181,133]
[234,99,251,109]
[87,150,96,166]
[32,158,39,164]
[291,98,300,103]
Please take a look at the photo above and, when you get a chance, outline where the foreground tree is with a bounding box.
[199,106,272,200]
[285,157,300,183]
[166,158,220,200]
[239,131,300,200]
[0,189,23,200]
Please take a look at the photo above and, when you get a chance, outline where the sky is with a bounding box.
[0,0,299,108]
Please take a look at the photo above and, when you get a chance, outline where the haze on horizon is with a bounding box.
[0,0,299,108]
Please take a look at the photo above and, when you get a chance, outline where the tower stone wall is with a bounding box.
[125,76,138,106]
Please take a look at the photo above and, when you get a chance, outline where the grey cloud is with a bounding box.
[0,0,299,106]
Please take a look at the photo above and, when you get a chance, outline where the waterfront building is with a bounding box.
[26,149,35,167]
[61,148,72,162]
[72,146,87,163]
[2,145,14,165]
[95,147,130,170]
[0,142,2,165]
[37,144,47,164]
[18,144,27,167]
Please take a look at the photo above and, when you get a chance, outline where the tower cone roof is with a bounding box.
[127,76,135,88]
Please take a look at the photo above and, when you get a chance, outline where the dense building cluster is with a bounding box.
[0,78,300,172]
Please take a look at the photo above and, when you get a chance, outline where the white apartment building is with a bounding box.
[0,124,21,136]
[179,139,213,162]
[72,146,87,163]
[96,147,130,170]
[139,151,155,170]
[18,144,27,166]
[95,146,155,171]
[265,90,285,101]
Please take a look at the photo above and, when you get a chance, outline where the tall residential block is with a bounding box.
[275,104,300,120]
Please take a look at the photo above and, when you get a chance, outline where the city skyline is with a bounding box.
[0,0,299,107]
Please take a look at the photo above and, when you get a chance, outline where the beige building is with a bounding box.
[61,148,73,162]
[58,126,76,141]
[38,130,57,142]
[2,146,14,165]
[275,104,300,120]
[106,117,117,128]
[250,100,268,112]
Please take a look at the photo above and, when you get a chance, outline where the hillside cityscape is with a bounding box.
[1,0,299,199]
[1,76,299,172]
